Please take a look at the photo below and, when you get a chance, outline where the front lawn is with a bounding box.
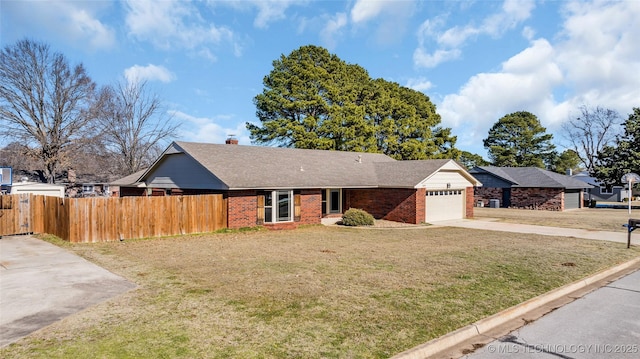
[2,226,639,358]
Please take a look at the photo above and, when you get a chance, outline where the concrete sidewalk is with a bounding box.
[433,219,631,244]
[0,235,135,347]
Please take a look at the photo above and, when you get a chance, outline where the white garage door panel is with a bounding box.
[426,190,464,222]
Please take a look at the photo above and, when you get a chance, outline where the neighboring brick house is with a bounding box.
[470,166,592,211]
[118,140,481,229]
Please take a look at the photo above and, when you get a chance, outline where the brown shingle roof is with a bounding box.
[174,141,395,189]
[143,141,477,190]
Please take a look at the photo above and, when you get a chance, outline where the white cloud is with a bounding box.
[320,13,348,50]
[124,64,176,84]
[350,0,416,46]
[438,39,563,151]
[220,0,302,29]
[437,1,640,156]
[555,0,640,109]
[68,6,116,50]
[413,48,461,68]
[2,0,115,51]
[124,0,236,57]
[405,77,433,92]
[173,111,251,145]
[251,0,296,28]
[414,0,535,68]
[350,0,388,23]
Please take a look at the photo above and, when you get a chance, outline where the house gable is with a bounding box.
[145,152,228,190]
[416,160,481,189]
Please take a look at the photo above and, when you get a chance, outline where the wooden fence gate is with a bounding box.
[0,194,32,236]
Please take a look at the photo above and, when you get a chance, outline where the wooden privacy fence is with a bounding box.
[0,194,227,242]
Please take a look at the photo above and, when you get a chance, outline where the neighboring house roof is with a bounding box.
[111,169,148,187]
[139,141,481,190]
[470,166,592,189]
[572,171,622,188]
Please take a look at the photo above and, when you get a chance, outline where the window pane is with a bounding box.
[265,207,273,223]
[277,191,290,221]
[330,189,340,213]
[265,192,272,206]
[322,190,327,214]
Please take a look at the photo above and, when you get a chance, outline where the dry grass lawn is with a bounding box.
[2,222,639,359]
[474,207,638,232]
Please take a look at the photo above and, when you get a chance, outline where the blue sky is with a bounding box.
[2,0,639,158]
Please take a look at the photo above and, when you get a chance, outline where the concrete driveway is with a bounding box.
[0,235,135,347]
[433,219,631,244]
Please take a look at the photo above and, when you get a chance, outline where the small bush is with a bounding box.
[341,208,375,226]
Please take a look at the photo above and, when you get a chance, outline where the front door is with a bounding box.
[322,189,342,215]
[502,188,511,208]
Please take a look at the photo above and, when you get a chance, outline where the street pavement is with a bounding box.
[462,268,640,358]
[0,235,135,347]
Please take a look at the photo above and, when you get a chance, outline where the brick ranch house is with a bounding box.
[470,166,593,211]
[118,140,482,229]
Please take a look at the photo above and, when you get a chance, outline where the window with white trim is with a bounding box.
[264,190,293,223]
[600,186,613,195]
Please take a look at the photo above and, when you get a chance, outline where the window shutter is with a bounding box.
[294,193,301,222]
[256,195,265,225]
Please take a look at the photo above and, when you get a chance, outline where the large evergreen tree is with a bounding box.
[483,111,556,168]
[247,45,457,160]
[592,108,640,186]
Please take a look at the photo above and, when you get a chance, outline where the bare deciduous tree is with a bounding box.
[98,80,179,175]
[0,39,98,183]
[560,105,622,173]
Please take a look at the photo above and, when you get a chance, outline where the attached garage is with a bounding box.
[565,190,581,210]
[414,161,479,223]
[426,189,465,221]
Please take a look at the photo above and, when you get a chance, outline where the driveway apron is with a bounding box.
[0,235,135,347]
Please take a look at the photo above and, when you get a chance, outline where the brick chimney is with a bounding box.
[225,135,238,145]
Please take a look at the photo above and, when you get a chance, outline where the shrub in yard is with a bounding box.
[341,208,375,226]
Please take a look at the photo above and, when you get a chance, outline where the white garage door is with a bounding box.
[426,189,464,222]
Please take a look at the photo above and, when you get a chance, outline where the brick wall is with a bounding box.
[476,187,565,211]
[299,189,322,225]
[227,190,258,228]
[466,186,474,218]
[511,188,564,211]
[345,188,422,224]
[474,187,503,207]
